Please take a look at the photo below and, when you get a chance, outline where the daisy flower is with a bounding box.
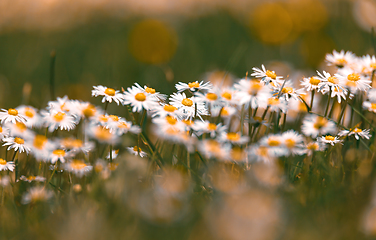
[248,144,276,164]
[48,149,73,164]
[251,64,283,84]
[360,54,376,76]
[339,128,371,140]
[218,132,249,145]
[272,80,305,102]
[266,97,288,113]
[21,186,54,204]
[169,92,208,120]
[233,78,270,109]
[5,122,34,139]
[317,70,345,94]
[0,108,26,124]
[123,85,159,112]
[318,135,343,146]
[59,138,94,154]
[335,69,371,93]
[134,83,167,101]
[64,160,93,178]
[87,125,119,144]
[281,130,305,156]
[0,176,10,187]
[300,141,326,156]
[194,90,222,108]
[325,50,356,68]
[0,158,14,171]
[211,106,237,119]
[219,88,239,106]
[41,110,77,132]
[258,134,289,157]
[2,136,31,153]
[47,96,75,113]
[367,89,376,102]
[16,105,41,128]
[127,146,148,157]
[151,104,180,118]
[26,135,55,161]
[301,114,336,138]
[152,115,185,132]
[106,149,119,160]
[69,101,102,121]
[363,101,376,113]
[92,85,124,105]
[0,126,9,140]
[321,84,352,103]
[19,175,46,183]
[227,147,247,162]
[197,139,229,160]
[301,76,322,91]
[191,120,226,138]
[175,81,213,93]
[115,120,141,135]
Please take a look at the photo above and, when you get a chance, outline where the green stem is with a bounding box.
[324,89,332,117]
[310,90,315,110]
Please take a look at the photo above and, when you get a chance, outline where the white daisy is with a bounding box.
[127,146,148,157]
[258,134,289,157]
[251,64,283,84]
[233,78,270,109]
[266,97,288,113]
[69,101,102,121]
[317,70,345,94]
[317,135,343,146]
[0,158,14,171]
[300,141,327,156]
[152,115,185,132]
[325,50,356,68]
[19,175,46,183]
[218,132,249,145]
[363,101,376,113]
[26,135,55,161]
[123,86,159,112]
[16,105,41,128]
[59,138,94,154]
[301,114,336,138]
[300,76,322,91]
[169,92,208,120]
[367,89,376,102]
[0,108,27,124]
[2,136,31,153]
[194,90,223,108]
[115,120,141,135]
[21,186,54,204]
[41,110,77,132]
[47,96,75,113]
[339,128,371,140]
[48,149,74,164]
[0,126,9,140]
[5,122,34,139]
[191,120,226,138]
[134,83,167,101]
[64,160,93,178]
[248,144,276,164]
[86,124,119,144]
[151,104,180,118]
[175,81,213,93]
[335,69,371,93]
[92,85,124,105]
[271,80,306,102]
[281,130,305,156]
[360,54,376,76]
[197,139,229,161]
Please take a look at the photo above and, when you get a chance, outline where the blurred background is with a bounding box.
[0,0,375,108]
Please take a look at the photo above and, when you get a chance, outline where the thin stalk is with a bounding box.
[49,50,56,100]
[310,90,315,110]
[324,90,332,117]
[337,90,351,128]
[281,112,287,132]
[240,105,245,134]
[248,107,252,137]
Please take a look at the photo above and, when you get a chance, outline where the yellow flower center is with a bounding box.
[253,116,263,122]
[27,176,36,181]
[353,128,362,133]
[347,73,360,82]
[33,135,47,149]
[267,137,281,146]
[281,87,293,94]
[95,127,112,141]
[207,140,221,153]
[0,159,6,165]
[99,115,108,122]
[313,117,327,129]
[182,98,193,107]
[265,70,277,79]
[268,98,280,106]
[15,122,27,132]
[371,103,376,110]
[104,88,116,96]
[207,123,217,131]
[221,108,229,116]
[285,139,295,148]
[166,127,179,135]
[166,116,177,125]
[108,163,118,171]
[8,108,18,116]
[309,77,320,85]
[221,92,232,100]
[109,115,119,121]
[71,160,87,170]
[72,139,83,148]
[0,126,2,133]
[370,63,376,69]
[145,87,156,94]
[327,76,339,84]
[258,146,269,157]
[227,132,240,141]
[307,142,319,151]
[53,149,65,157]
[53,112,65,122]
[133,146,142,152]
[336,58,347,67]
[249,81,263,95]
[24,108,34,118]
[83,105,96,118]
[163,104,177,112]
[182,119,193,126]
[135,93,146,102]
[188,82,200,88]
[206,93,218,101]
[118,122,130,129]
[325,135,335,141]
[14,137,24,144]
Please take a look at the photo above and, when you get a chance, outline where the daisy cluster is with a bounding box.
[0,49,374,206]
